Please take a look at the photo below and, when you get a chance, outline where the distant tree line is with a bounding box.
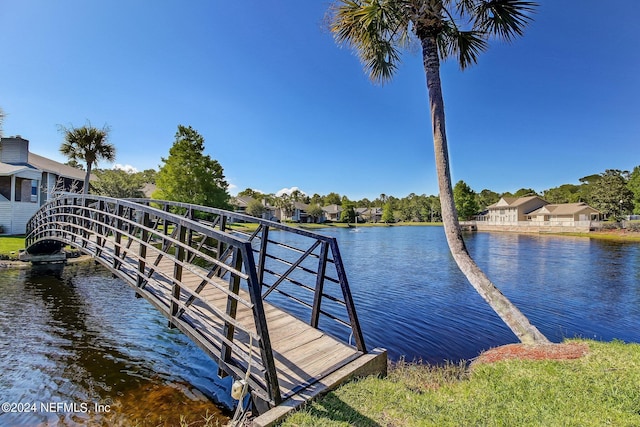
[62,125,638,223]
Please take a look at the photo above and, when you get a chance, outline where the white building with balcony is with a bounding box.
[0,136,87,234]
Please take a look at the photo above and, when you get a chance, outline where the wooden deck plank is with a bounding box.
[97,236,363,402]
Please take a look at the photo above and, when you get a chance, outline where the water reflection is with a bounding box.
[318,227,640,363]
[0,262,231,426]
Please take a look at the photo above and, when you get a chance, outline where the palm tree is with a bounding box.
[59,123,116,195]
[330,0,548,345]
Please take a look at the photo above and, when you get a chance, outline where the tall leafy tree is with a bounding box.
[381,202,395,223]
[590,169,633,219]
[340,200,357,222]
[330,0,548,344]
[246,198,268,218]
[238,188,264,199]
[476,188,500,210]
[92,169,146,199]
[274,193,295,219]
[310,193,324,205]
[152,125,230,209]
[324,192,342,206]
[628,166,640,215]
[59,123,115,194]
[307,204,325,223]
[513,188,539,197]
[542,184,581,204]
[140,169,157,185]
[453,180,479,220]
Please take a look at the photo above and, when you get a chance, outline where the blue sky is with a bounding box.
[1,1,638,200]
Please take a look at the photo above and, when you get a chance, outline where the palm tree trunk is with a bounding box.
[420,36,549,345]
[83,163,92,195]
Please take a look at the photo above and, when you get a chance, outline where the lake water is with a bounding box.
[325,226,640,362]
[0,262,233,426]
[1,226,639,424]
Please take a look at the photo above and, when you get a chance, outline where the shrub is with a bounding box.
[626,222,640,232]
[601,221,622,230]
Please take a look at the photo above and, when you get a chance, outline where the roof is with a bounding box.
[0,162,39,176]
[142,183,156,198]
[528,202,601,216]
[355,207,382,215]
[28,152,88,181]
[487,195,547,210]
[322,204,341,213]
[230,195,254,208]
[293,201,309,210]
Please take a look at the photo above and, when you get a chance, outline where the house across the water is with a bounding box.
[0,136,88,234]
[474,195,601,232]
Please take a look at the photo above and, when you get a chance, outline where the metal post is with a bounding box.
[137,211,149,288]
[170,225,186,329]
[310,241,329,328]
[218,246,242,378]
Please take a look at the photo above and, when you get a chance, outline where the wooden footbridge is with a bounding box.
[24,194,385,424]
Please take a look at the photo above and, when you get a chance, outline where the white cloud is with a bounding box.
[113,164,138,173]
[276,186,306,197]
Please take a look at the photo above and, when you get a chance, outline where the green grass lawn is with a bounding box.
[281,340,640,426]
[0,236,25,259]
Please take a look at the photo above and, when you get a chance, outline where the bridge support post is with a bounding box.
[169,225,186,329]
[310,241,329,328]
[218,246,241,378]
[137,212,150,288]
[257,225,269,290]
[114,203,124,271]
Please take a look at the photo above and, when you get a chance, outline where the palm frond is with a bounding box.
[451,0,477,17]
[473,0,537,41]
[438,21,488,69]
[330,0,411,84]
[58,123,115,166]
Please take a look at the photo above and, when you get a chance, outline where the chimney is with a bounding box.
[0,136,30,163]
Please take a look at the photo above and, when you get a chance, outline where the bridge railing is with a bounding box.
[25,194,367,407]
[128,198,366,353]
[25,194,282,406]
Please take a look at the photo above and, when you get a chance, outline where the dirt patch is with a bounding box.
[473,342,589,365]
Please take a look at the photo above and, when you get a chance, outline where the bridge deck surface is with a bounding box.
[97,238,361,401]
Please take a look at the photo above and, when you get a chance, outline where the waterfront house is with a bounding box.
[476,195,601,231]
[527,202,601,224]
[230,195,254,215]
[355,207,383,223]
[279,201,310,223]
[322,204,342,222]
[483,195,548,224]
[1,136,88,234]
[229,195,277,221]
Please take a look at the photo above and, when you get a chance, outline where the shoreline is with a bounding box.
[2,227,638,269]
[550,229,640,242]
[261,221,640,243]
[0,254,94,269]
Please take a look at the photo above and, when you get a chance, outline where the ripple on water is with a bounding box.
[0,262,232,426]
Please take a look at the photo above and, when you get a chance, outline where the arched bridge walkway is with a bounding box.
[25,194,385,418]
